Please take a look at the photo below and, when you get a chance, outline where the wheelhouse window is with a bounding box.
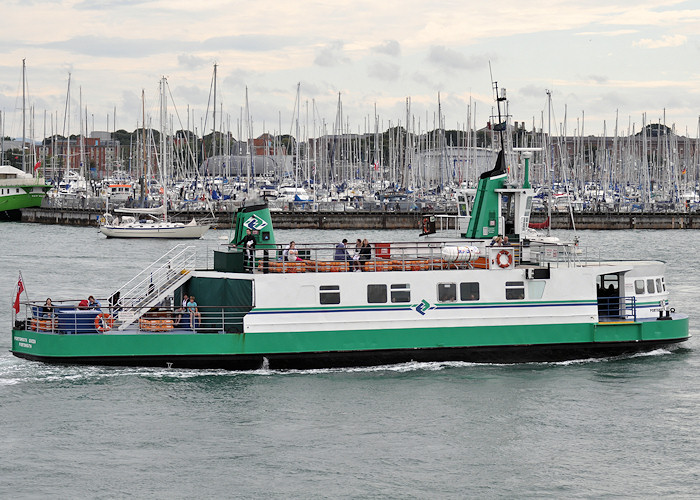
[598,274,619,296]
[656,278,663,293]
[320,285,340,305]
[505,281,525,300]
[635,280,645,294]
[390,284,410,303]
[647,279,655,294]
[367,284,387,303]
[437,283,457,302]
[460,282,480,301]
[661,277,666,292]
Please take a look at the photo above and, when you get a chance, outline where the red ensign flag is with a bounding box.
[13,276,24,313]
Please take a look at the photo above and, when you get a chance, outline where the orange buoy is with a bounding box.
[95,313,114,332]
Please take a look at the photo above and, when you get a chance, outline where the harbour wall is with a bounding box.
[19,207,700,230]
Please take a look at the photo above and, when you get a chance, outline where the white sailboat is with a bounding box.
[99,78,209,239]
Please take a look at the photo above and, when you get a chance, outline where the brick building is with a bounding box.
[37,133,120,179]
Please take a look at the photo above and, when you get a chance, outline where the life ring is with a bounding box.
[95,313,114,332]
[495,250,512,268]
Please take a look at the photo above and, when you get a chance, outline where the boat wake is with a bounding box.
[0,345,686,384]
[546,347,679,366]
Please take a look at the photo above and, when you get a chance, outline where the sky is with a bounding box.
[1,0,699,141]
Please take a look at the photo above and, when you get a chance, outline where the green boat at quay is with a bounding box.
[0,165,50,219]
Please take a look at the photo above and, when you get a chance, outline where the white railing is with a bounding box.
[234,240,524,273]
[17,303,249,335]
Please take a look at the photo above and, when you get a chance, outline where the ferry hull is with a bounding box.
[11,316,689,370]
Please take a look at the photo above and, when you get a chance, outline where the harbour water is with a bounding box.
[1,224,698,498]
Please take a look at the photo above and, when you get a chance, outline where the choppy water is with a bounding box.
[1,224,698,498]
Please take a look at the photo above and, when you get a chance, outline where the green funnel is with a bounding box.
[231,204,276,249]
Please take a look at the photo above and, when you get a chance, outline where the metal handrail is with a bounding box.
[111,244,196,310]
[135,305,249,333]
[598,295,637,321]
[17,303,251,335]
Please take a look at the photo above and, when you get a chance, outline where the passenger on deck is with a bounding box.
[490,235,503,246]
[237,229,256,269]
[502,236,511,246]
[42,298,54,317]
[284,241,301,262]
[186,295,202,330]
[88,295,102,310]
[351,238,362,271]
[334,239,351,261]
[359,238,372,268]
[175,294,189,325]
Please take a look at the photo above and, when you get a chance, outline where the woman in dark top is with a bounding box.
[359,239,372,266]
[43,298,54,317]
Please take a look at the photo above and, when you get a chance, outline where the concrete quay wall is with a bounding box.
[20,207,430,230]
[550,212,699,230]
[19,207,700,230]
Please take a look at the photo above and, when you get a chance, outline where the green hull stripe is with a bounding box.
[12,317,689,359]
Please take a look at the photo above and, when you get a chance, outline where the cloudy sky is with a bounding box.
[1,0,699,141]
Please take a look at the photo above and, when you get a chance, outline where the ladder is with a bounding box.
[110,244,196,331]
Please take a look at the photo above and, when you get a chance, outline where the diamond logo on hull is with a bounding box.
[415,299,431,315]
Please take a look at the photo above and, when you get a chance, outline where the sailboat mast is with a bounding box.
[212,63,217,158]
[65,73,71,179]
[295,82,300,189]
[1,111,4,166]
[141,88,146,203]
[160,77,168,219]
[79,86,85,182]
[546,90,553,236]
[21,59,26,173]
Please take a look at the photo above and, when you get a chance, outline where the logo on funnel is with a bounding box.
[244,215,268,231]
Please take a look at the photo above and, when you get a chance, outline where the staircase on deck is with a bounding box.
[110,244,196,331]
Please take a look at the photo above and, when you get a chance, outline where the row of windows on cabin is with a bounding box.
[635,278,665,295]
[319,281,527,305]
[1,188,22,195]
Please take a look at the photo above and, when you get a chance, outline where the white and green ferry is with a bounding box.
[10,153,689,369]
